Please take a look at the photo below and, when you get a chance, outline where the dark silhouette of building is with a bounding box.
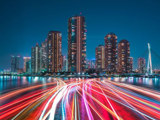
[23,57,31,72]
[26,60,31,73]
[11,56,20,72]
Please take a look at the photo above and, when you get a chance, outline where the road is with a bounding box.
[0,78,160,120]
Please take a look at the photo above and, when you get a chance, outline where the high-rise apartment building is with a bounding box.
[11,56,20,72]
[105,33,117,74]
[96,45,105,71]
[23,57,31,72]
[86,59,96,70]
[47,31,62,73]
[62,56,68,72]
[26,60,31,73]
[40,40,47,72]
[68,16,87,73]
[31,43,40,74]
[129,57,133,73]
[118,40,131,73]
[138,58,146,73]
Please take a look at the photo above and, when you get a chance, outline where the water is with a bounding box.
[0,76,159,120]
[0,76,51,94]
[0,76,160,94]
[111,76,160,90]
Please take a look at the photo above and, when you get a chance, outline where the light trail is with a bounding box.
[85,80,158,120]
[0,78,159,120]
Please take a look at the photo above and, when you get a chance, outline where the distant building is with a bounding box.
[153,69,160,74]
[31,43,41,74]
[96,45,105,71]
[86,59,96,70]
[47,31,62,73]
[26,60,31,73]
[40,40,47,72]
[11,56,20,72]
[68,16,87,73]
[138,58,146,73]
[128,57,133,72]
[17,68,24,74]
[118,40,131,73]
[62,56,68,72]
[60,55,63,72]
[105,33,118,74]
[23,57,31,72]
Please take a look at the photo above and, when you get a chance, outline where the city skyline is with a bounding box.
[0,0,160,69]
[0,1,160,119]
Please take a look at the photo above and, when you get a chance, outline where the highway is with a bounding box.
[0,78,160,120]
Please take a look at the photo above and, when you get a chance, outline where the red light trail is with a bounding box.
[0,78,159,120]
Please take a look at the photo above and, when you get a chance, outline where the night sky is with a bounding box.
[0,0,160,70]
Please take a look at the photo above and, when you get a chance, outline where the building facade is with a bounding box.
[128,57,133,73]
[96,45,105,71]
[62,56,68,72]
[47,31,62,73]
[138,57,146,73]
[11,56,20,72]
[23,57,31,73]
[26,60,31,73]
[118,40,131,73]
[40,40,48,72]
[86,59,96,70]
[31,44,40,74]
[68,16,87,73]
[105,33,118,74]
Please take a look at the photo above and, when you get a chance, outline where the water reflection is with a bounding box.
[0,76,159,93]
[0,76,49,93]
[111,76,160,90]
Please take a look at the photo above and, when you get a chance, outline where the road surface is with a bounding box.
[0,78,159,120]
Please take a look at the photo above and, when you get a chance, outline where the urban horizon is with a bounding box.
[1,0,160,70]
[2,13,160,73]
[1,14,160,74]
[1,1,160,120]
